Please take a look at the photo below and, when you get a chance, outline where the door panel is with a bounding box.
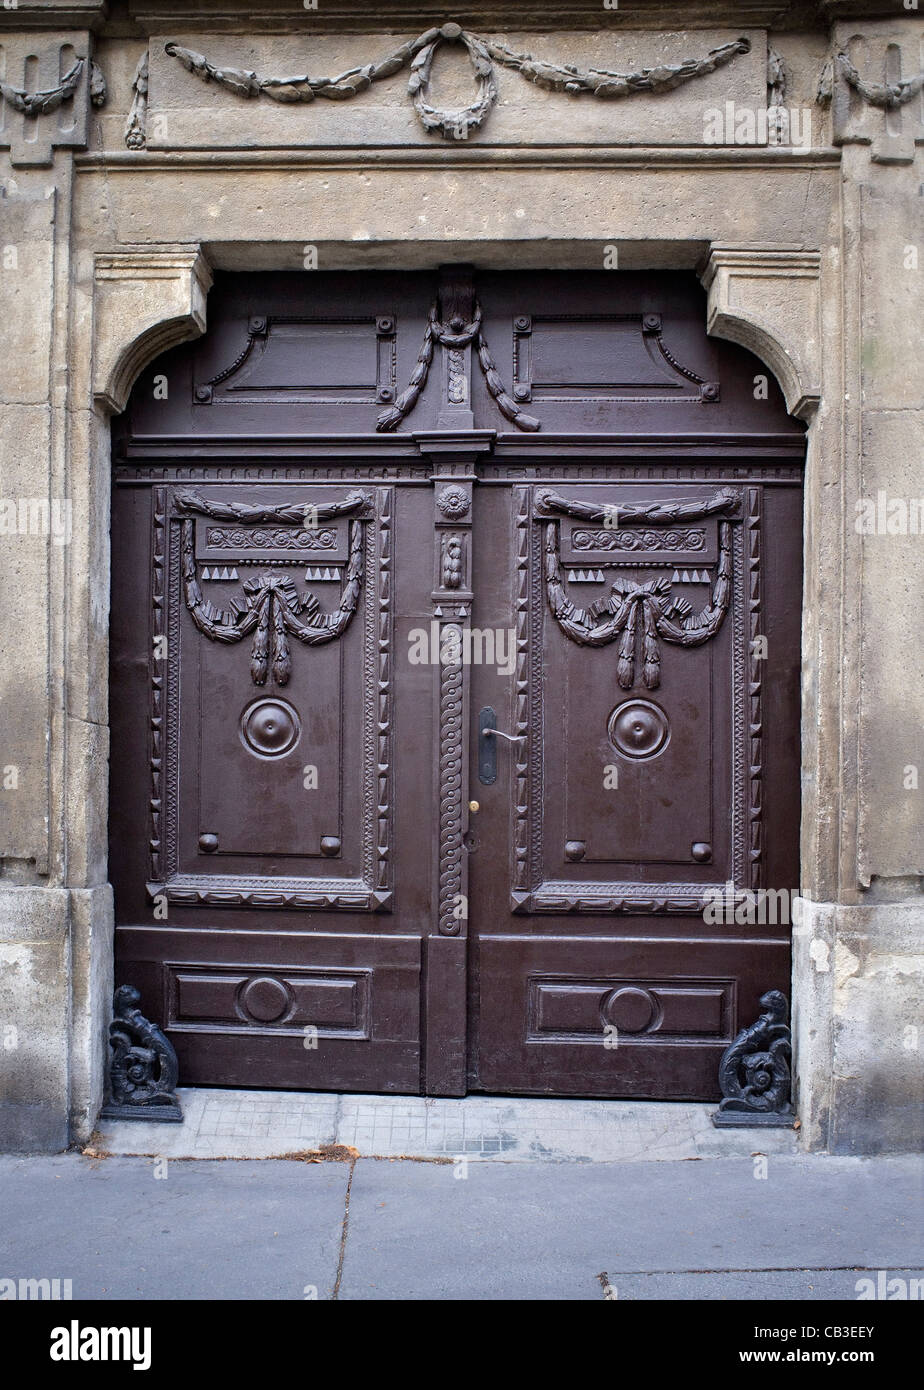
[467,477,802,1099]
[476,936,790,1098]
[153,484,390,910]
[115,928,421,1092]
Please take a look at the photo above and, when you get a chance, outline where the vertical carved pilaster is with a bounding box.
[416,433,492,1094]
[746,487,763,892]
[149,487,166,885]
[437,630,465,937]
[432,476,473,936]
[512,487,531,905]
[436,266,476,430]
[0,36,92,167]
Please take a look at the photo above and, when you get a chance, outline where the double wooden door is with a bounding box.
[109,269,803,1099]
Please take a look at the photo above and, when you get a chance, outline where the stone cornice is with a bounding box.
[115,2,900,35]
[0,1,107,31]
[0,0,902,36]
[75,146,843,173]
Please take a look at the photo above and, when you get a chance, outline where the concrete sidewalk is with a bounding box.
[1,1151,920,1301]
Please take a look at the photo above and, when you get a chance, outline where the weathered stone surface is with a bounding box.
[0,405,53,871]
[0,187,55,405]
[0,886,70,1153]
[68,884,113,1143]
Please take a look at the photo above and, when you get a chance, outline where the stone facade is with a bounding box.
[0,0,921,1153]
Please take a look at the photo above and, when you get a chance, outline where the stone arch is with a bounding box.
[92,249,212,414]
[699,245,822,421]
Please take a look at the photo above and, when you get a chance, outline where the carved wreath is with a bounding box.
[537,488,738,690]
[157,26,752,145]
[176,489,370,685]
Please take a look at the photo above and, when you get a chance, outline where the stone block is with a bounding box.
[0,886,70,1152]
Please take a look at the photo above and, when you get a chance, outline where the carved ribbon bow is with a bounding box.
[540,487,736,690]
[176,489,368,686]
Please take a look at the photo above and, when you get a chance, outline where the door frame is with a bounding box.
[81,238,835,1131]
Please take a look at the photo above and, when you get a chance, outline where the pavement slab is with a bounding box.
[0,1155,348,1301]
[336,1154,924,1301]
[1,1150,918,1302]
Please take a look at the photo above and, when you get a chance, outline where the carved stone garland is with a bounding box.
[125,50,149,150]
[158,26,752,145]
[0,57,85,117]
[817,49,924,109]
[378,298,540,433]
[175,488,370,686]
[537,488,738,690]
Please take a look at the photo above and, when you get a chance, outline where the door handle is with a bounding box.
[478,706,525,785]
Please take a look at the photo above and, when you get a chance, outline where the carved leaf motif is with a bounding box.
[0,57,84,117]
[161,30,754,142]
[836,51,924,109]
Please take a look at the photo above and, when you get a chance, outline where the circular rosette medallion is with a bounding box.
[240,697,301,759]
[607,699,670,761]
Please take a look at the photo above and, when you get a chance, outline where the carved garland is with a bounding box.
[175,488,370,686]
[125,50,149,150]
[157,26,752,145]
[822,50,924,109]
[537,488,738,691]
[516,485,752,915]
[378,298,540,432]
[0,57,84,117]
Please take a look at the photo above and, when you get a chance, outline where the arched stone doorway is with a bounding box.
[105,264,806,1100]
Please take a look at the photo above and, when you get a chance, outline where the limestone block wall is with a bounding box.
[0,0,921,1153]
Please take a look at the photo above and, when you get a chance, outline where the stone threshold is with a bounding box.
[92,1088,802,1163]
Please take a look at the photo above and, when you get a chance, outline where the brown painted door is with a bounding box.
[110,267,803,1099]
[111,478,430,1091]
[466,476,802,1097]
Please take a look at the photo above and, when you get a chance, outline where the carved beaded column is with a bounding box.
[415,431,492,1094]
